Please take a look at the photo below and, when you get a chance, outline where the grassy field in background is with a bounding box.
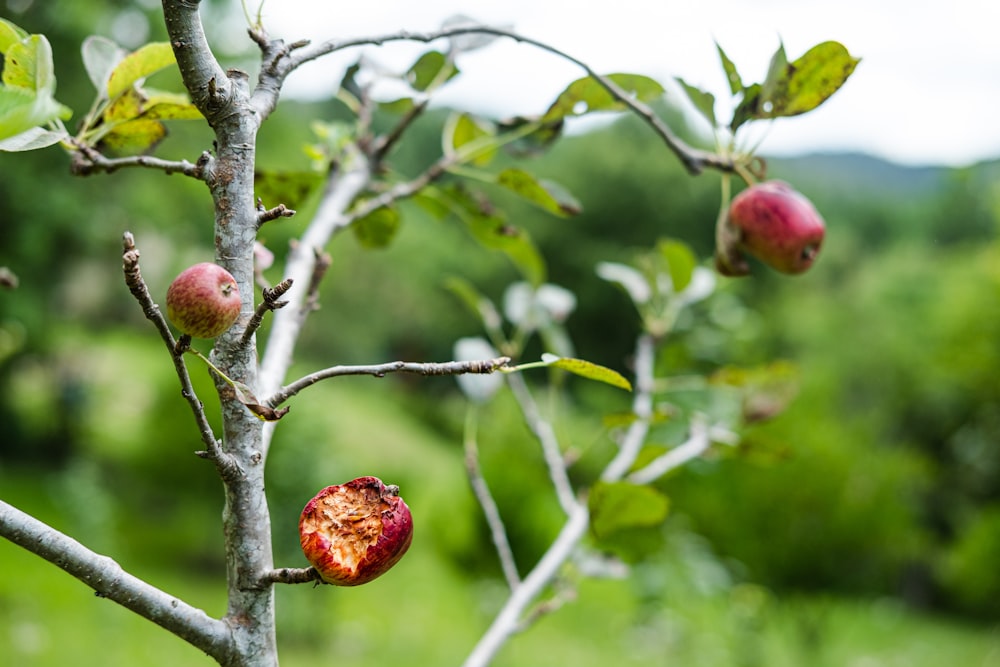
[2,521,998,667]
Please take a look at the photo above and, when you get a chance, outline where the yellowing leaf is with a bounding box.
[107,42,176,99]
[540,353,632,391]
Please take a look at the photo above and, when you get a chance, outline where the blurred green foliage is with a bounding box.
[2,3,1000,665]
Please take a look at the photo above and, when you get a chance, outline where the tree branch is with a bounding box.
[462,332,662,667]
[464,408,520,590]
[279,26,731,176]
[505,372,579,516]
[265,356,511,408]
[258,567,322,586]
[0,499,234,663]
[240,278,294,346]
[121,232,238,479]
[70,143,212,179]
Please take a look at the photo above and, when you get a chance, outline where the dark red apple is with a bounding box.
[299,476,413,586]
[165,263,241,338]
[727,181,826,275]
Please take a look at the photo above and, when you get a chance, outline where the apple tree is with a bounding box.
[0,3,857,666]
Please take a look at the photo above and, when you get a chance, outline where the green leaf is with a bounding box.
[3,34,55,93]
[674,77,716,127]
[98,118,167,155]
[0,86,70,141]
[254,170,323,210]
[443,111,496,165]
[379,97,416,115]
[0,125,67,151]
[539,353,632,391]
[352,205,402,249]
[467,213,546,286]
[107,42,176,99]
[730,82,761,132]
[766,41,860,117]
[0,18,28,55]
[657,239,697,292]
[141,91,203,120]
[81,35,125,95]
[760,42,789,108]
[407,50,458,92]
[440,184,547,285]
[542,73,665,123]
[731,41,859,130]
[496,115,564,156]
[716,41,742,95]
[495,168,582,217]
[589,481,670,540]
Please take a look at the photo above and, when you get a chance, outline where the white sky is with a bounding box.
[259,0,1000,168]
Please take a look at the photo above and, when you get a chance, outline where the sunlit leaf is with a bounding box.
[407,50,459,92]
[0,18,28,55]
[540,353,632,391]
[104,86,143,121]
[716,41,742,95]
[674,77,716,128]
[98,118,166,155]
[443,111,496,165]
[766,41,860,117]
[657,238,697,292]
[495,168,582,217]
[542,73,665,123]
[380,97,416,115]
[3,34,56,93]
[0,87,70,141]
[731,41,859,130]
[82,35,125,95]
[0,125,67,151]
[107,42,176,99]
[589,480,670,540]
[352,205,402,249]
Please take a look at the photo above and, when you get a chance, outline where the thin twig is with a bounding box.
[241,278,294,346]
[373,98,430,162]
[71,143,212,179]
[300,247,332,318]
[265,356,511,408]
[256,201,296,227]
[505,372,579,516]
[283,26,732,176]
[121,232,238,479]
[628,416,711,485]
[258,567,322,586]
[462,333,659,667]
[464,407,520,590]
[0,499,234,663]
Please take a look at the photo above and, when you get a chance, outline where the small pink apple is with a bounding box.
[727,181,826,275]
[165,263,241,338]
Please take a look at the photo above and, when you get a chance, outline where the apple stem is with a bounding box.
[185,346,239,388]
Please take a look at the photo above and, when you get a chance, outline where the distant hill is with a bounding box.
[768,152,949,201]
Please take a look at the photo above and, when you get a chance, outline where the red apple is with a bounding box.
[299,477,413,586]
[165,263,241,338]
[727,181,826,275]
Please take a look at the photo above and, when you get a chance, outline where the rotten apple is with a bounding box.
[165,262,241,338]
[726,181,826,275]
[299,476,413,586]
